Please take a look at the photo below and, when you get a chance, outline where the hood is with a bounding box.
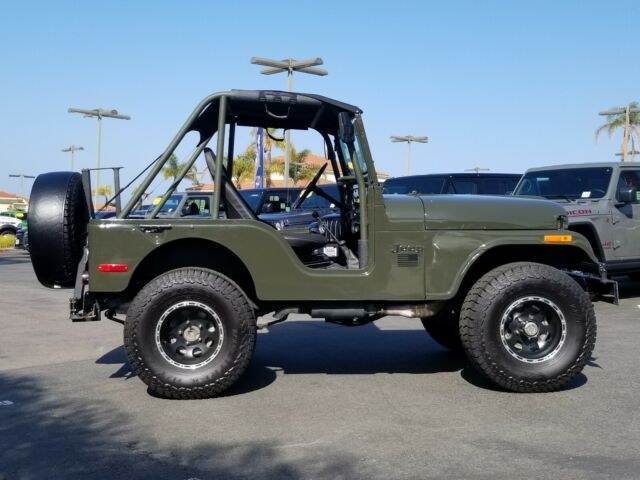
[418,195,565,230]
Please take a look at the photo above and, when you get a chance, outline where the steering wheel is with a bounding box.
[293,163,328,209]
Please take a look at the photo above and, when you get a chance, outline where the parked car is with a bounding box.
[513,162,640,277]
[239,187,302,214]
[383,173,521,196]
[260,184,340,230]
[0,214,22,238]
[312,173,522,239]
[141,191,213,218]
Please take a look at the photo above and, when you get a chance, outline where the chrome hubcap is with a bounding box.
[500,296,566,364]
[155,301,224,370]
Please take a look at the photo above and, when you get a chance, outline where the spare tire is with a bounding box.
[29,172,90,288]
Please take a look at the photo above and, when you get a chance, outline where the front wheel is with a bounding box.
[124,268,257,399]
[460,262,596,393]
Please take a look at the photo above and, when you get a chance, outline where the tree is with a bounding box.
[161,154,200,184]
[287,148,316,186]
[232,148,256,188]
[595,102,640,161]
[97,185,113,206]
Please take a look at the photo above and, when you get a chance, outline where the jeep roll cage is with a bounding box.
[114,90,374,268]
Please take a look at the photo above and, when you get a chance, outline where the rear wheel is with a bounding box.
[124,268,257,399]
[460,262,596,393]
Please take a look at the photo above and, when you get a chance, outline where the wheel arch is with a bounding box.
[454,244,597,301]
[126,238,257,305]
[0,224,18,235]
[567,222,604,261]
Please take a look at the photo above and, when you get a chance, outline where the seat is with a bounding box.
[203,148,327,258]
[187,202,200,215]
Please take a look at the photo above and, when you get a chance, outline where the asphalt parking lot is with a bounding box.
[1,248,639,480]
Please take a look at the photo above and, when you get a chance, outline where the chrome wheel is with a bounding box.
[154,300,224,369]
[499,296,567,364]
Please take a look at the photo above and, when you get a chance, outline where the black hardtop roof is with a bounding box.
[190,90,362,140]
[230,90,362,114]
[386,172,521,182]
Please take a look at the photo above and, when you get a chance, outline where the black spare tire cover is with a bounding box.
[29,172,90,288]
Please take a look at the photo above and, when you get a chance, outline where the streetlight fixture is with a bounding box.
[251,57,328,187]
[61,145,84,170]
[68,107,130,207]
[465,167,490,174]
[599,106,640,162]
[390,135,428,175]
[8,174,35,198]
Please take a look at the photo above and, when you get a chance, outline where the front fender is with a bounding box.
[423,230,599,300]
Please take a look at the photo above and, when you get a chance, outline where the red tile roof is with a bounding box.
[0,191,27,201]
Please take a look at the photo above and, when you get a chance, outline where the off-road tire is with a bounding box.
[29,171,89,287]
[460,262,596,393]
[124,268,257,399]
[420,300,463,352]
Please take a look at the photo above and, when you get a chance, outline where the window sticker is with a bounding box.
[636,192,640,201]
[581,191,591,198]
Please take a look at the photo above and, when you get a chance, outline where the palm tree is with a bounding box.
[161,154,200,184]
[287,148,315,186]
[595,102,640,161]
[232,148,256,188]
[97,185,113,206]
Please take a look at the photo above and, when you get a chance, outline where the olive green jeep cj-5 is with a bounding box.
[28,90,615,398]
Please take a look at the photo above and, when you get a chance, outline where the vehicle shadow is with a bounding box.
[96,321,466,396]
[97,320,593,396]
[0,373,359,479]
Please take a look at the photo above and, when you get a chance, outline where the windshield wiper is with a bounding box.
[544,194,577,202]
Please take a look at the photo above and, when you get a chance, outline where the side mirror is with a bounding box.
[338,112,355,144]
[618,186,637,203]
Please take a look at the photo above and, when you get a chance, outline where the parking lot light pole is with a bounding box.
[8,174,36,198]
[390,135,428,175]
[61,145,84,170]
[250,57,328,187]
[68,108,130,207]
[599,106,640,162]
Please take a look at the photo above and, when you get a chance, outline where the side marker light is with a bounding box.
[543,235,572,243]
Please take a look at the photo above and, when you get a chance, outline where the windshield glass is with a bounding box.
[383,176,446,195]
[513,168,613,200]
[338,119,368,179]
[158,195,181,213]
[298,185,339,209]
[239,190,262,211]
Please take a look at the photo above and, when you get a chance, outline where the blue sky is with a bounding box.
[1,0,638,196]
